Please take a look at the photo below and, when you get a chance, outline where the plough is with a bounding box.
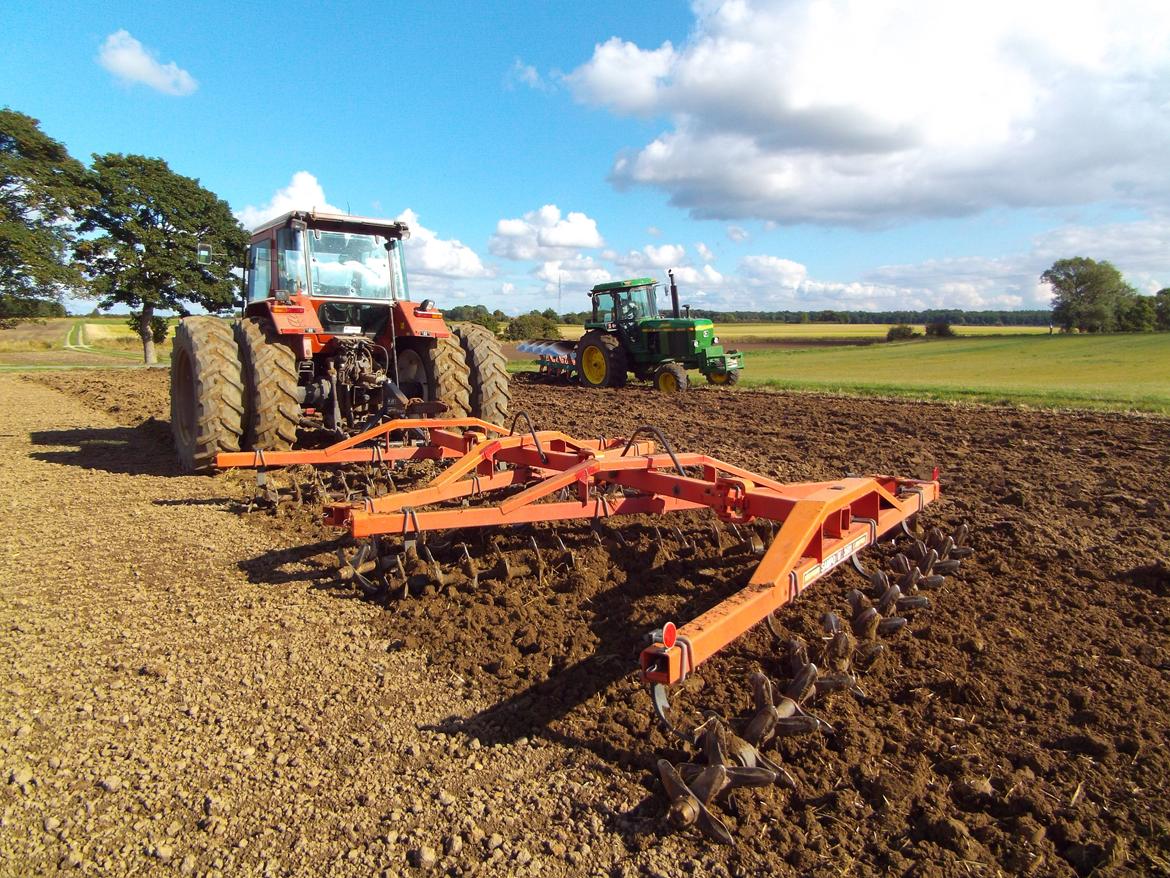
[217,414,973,846]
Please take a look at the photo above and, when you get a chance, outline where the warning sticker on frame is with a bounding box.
[804,536,868,586]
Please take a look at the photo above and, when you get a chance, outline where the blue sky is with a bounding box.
[3,1,1169,315]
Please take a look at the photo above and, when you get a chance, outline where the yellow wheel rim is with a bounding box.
[581,345,607,384]
[709,372,729,385]
[658,371,679,393]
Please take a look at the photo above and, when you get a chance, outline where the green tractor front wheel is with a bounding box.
[655,363,689,394]
[705,369,741,387]
[575,332,628,388]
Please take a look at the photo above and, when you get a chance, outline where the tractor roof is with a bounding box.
[591,277,656,294]
[250,209,411,240]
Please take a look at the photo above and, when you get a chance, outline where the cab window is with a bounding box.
[246,240,271,302]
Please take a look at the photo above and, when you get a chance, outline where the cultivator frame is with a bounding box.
[217,416,939,719]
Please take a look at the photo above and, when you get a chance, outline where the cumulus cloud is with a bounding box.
[695,242,715,262]
[490,204,604,260]
[235,172,339,229]
[613,243,686,275]
[726,225,749,242]
[97,30,197,96]
[569,1,1170,226]
[535,255,612,291]
[396,209,490,279]
[235,173,487,280]
[740,255,809,289]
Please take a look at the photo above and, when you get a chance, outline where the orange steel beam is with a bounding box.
[639,477,938,686]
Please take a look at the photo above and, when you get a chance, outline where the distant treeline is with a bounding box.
[0,295,68,324]
[558,308,1053,326]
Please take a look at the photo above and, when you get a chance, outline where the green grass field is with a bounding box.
[513,333,1170,413]
[550,322,1048,342]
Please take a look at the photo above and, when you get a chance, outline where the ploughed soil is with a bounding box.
[5,369,1170,877]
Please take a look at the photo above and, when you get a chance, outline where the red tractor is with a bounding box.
[170,210,509,471]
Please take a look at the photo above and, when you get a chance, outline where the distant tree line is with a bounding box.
[557,307,1054,326]
[1041,257,1168,333]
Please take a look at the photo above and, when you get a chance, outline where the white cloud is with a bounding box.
[671,264,725,287]
[726,225,750,242]
[535,255,612,292]
[696,242,715,262]
[235,172,339,229]
[490,204,604,260]
[235,174,488,280]
[647,226,662,237]
[571,1,1170,226]
[396,209,490,279]
[566,37,675,114]
[506,58,550,91]
[97,30,197,96]
[740,255,809,289]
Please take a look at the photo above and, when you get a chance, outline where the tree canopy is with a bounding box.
[74,154,249,363]
[0,109,92,312]
[1041,257,1137,333]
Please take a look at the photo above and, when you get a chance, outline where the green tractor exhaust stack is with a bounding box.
[518,272,743,392]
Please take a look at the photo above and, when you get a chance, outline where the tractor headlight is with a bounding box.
[713,336,719,344]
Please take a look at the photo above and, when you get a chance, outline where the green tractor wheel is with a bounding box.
[654,363,689,394]
[575,331,628,388]
[706,369,741,387]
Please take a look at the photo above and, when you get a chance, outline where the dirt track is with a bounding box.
[4,370,1170,877]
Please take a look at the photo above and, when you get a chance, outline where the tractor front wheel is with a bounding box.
[575,331,627,388]
[397,336,472,417]
[235,318,300,451]
[705,369,741,387]
[453,323,510,425]
[655,363,690,394]
[170,316,245,472]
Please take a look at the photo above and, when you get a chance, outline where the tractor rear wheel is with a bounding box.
[705,369,741,386]
[235,317,300,451]
[575,331,627,388]
[397,336,472,417]
[453,323,510,425]
[655,362,690,394]
[170,316,245,473]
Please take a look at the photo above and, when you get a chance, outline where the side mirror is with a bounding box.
[196,243,213,265]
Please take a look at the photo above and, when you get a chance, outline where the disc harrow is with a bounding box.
[215,414,971,847]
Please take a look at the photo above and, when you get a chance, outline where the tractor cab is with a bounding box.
[244,211,412,338]
[589,278,659,329]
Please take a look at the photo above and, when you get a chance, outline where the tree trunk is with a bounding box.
[139,305,156,365]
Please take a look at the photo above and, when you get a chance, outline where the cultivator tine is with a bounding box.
[898,567,923,593]
[933,559,962,574]
[709,523,725,555]
[889,553,912,576]
[868,569,890,597]
[896,595,930,612]
[851,607,881,640]
[493,544,513,583]
[421,544,446,588]
[917,547,938,574]
[460,544,478,590]
[554,532,575,568]
[656,760,734,846]
[764,612,785,641]
[783,637,809,677]
[877,616,908,637]
[394,553,409,599]
[785,663,818,704]
[877,584,902,615]
[814,672,861,697]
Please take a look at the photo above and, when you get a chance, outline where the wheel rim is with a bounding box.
[396,349,428,399]
[658,371,679,393]
[581,345,607,384]
[709,372,728,385]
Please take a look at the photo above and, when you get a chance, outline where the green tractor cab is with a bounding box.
[520,273,743,392]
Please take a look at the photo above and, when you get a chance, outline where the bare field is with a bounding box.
[2,370,1168,877]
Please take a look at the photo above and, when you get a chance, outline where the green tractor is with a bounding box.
[518,272,743,393]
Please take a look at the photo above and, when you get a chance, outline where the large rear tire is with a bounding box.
[575,331,628,388]
[170,316,245,473]
[453,323,510,425]
[235,317,300,451]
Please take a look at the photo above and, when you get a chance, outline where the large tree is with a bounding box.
[75,154,248,363]
[0,109,92,321]
[1040,257,1134,333]
[1156,288,1170,331]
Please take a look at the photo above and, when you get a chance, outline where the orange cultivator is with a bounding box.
[217,414,940,730]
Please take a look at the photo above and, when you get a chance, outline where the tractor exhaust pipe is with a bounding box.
[669,269,681,318]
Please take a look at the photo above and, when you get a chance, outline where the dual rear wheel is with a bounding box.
[170,317,511,472]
